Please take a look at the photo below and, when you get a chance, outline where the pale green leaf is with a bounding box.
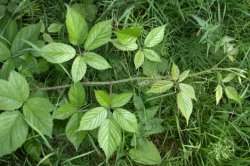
[225,86,240,103]
[215,84,223,105]
[0,111,29,157]
[177,92,193,124]
[94,90,111,108]
[0,71,29,110]
[66,5,88,45]
[178,70,190,82]
[40,43,76,64]
[143,49,161,62]
[0,41,11,62]
[23,97,54,137]
[179,83,196,100]
[66,112,86,151]
[11,23,41,55]
[112,39,138,51]
[48,23,63,33]
[148,80,173,93]
[54,103,77,120]
[222,73,236,83]
[43,33,53,43]
[113,108,138,132]
[98,119,121,159]
[78,107,107,130]
[171,63,179,81]
[71,56,87,83]
[114,28,141,45]
[68,82,86,107]
[134,50,144,69]
[129,140,161,165]
[84,20,112,50]
[111,92,133,108]
[83,52,111,70]
[144,25,166,48]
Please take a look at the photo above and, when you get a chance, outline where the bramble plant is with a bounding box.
[0,1,249,165]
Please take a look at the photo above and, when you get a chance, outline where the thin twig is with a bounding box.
[38,76,169,91]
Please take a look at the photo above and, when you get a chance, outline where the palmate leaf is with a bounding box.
[54,103,77,120]
[68,82,86,107]
[148,80,173,93]
[66,5,88,45]
[23,97,54,138]
[177,92,193,124]
[98,119,121,159]
[40,43,76,64]
[114,28,141,45]
[143,49,162,62]
[0,71,29,111]
[84,20,112,50]
[111,92,133,108]
[144,25,166,48]
[78,107,107,130]
[134,50,144,69]
[71,56,87,83]
[179,83,196,100]
[112,39,138,51]
[94,90,111,108]
[83,52,111,70]
[66,112,86,151]
[113,108,138,133]
[0,111,29,157]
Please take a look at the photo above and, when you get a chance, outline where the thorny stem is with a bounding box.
[37,67,246,91]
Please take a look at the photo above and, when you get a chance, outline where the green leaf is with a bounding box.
[114,28,141,45]
[40,43,76,63]
[43,33,53,43]
[24,139,42,161]
[78,107,107,130]
[48,23,63,33]
[143,49,162,62]
[0,71,29,110]
[11,23,41,55]
[134,50,144,69]
[0,59,15,80]
[171,63,179,81]
[4,19,18,43]
[215,84,223,105]
[129,140,161,165]
[179,83,196,100]
[148,80,173,93]
[54,103,77,120]
[0,41,11,62]
[23,97,54,137]
[112,39,138,51]
[113,108,138,132]
[225,86,240,103]
[98,119,121,159]
[66,5,88,45]
[178,70,190,82]
[144,25,166,48]
[68,82,86,107]
[66,112,86,151]
[83,52,111,70]
[0,111,29,157]
[177,92,193,124]
[94,90,111,108]
[111,92,133,108]
[222,73,236,83]
[84,20,112,50]
[71,56,87,83]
